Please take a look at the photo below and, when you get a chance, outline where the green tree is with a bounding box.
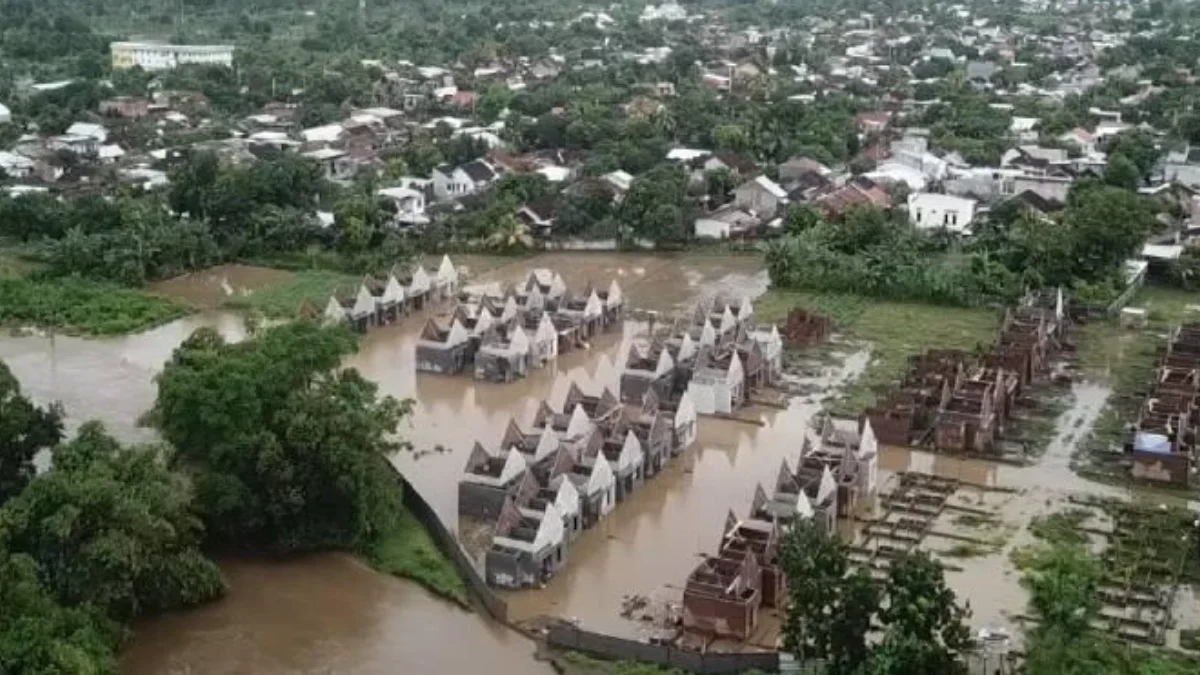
[1104,152,1140,191]
[0,553,118,675]
[0,362,64,505]
[783,203,825,235]
[0,422,224,622]
[876,553,971,675]
[152,323,409,551]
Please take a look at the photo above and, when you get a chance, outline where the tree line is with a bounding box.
[0,321,413,673]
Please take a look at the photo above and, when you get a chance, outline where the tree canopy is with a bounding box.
[152,322,410,551]
[0,362,63,506]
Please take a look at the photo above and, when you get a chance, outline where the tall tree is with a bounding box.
[0,362,63,505]
[0,422,224,622]
[152,323,409,551]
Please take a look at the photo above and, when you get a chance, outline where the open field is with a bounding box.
[757,290,1001,415]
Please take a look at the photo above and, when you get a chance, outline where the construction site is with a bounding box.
[1128,322,1200,488]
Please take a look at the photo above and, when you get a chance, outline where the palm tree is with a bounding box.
[483,215,534,252]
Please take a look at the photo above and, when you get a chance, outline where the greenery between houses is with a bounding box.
[0,276,191,335]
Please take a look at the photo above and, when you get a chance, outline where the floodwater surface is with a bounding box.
[118,554,549,675]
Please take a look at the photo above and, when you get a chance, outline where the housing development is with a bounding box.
[2,1,1200,675]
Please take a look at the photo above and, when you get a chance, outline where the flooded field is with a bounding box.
[119,554,549,675]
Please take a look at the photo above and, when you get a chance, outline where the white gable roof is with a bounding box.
[437,254,458,286]
[382,275,404,304]
[795,490,815,519]
[474,307,495,336]
[536,313,557,345]
[817,465,837,504]
[719,305,737,334]
[584,290,603,318]
[655,348,675,377]
[534,428,560,463]
[353,285,376,317]
[508,324,530,355]
[594,354,618,393]
[499,447,528,485]
[739,296,753,319]
[566,404,592,438]
[613,430,645,473]
[500,295,519,324]
[727,350,744,383]
[409,266,431,295]
[554,478,580,517]
[324,296,347,324]
[677,333,697,362]
[699,320,717,347]
[446,318,470,347]
[675,390,697,431]
[586,452,614,495]
[606,280,623,308]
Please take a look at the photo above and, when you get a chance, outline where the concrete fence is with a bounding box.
[547,624,785,674]
[390,468,510,623]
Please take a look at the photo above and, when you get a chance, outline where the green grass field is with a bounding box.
[223,269,361,318]
[365,508,470,608]
[758,291,1000,415]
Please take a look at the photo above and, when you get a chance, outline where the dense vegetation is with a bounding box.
[0,321,453,673]
[780,521,972,675]
[768,175,1159,308]
[0,276,189,334]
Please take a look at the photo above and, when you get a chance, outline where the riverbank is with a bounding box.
[366,507,470,608]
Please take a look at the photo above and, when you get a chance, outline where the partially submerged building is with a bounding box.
[1129,322,1200,487]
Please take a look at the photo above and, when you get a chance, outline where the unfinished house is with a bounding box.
[688,348,745,415]
[751,324,785,382]
[682,553,762,640]
[365,272,405,324]
[1130,323,1200,487]
[524,268,568,305]
[525,312,559,367]
[810,416,880,512]
[485,495,567,588]
[458,445,533,520]
[621,342,678,405]
[558,289,605,341]
[599,429,646,502]
[340,285,378,331]
[475,325,532,383]
[402,264,434,310]
[568,448,616,527]
[621,389,676,477]
[933,365,1014,454]
[597,279,625,328]
[673,390,699,451]
[415,316,471,374]
[322,295,349,326]
[719,511,786,609]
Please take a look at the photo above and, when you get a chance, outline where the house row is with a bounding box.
[680,416,879,642]
[1129,322,1200,487]
[415,269,624,382]
[865,295,1066,454]
[620,297,783,415]
[458,383,699,588]
[311,255,460,332]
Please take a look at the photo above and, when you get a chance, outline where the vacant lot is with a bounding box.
[757,291,1000,415]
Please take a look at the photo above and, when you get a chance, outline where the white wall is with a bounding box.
[907,193,976,233]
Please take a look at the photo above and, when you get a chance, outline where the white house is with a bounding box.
[66,122,108,144]
[323,296,349,326]
[907,193,977,234]
[694,205,759,239]
[733,175,789,217]
[431,160,498,201]
[377,186,428,225]
[0,151,35,179]
[435,254,459,300]
[687,351,745,415]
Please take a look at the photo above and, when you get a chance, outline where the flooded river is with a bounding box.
[118,554,546,675]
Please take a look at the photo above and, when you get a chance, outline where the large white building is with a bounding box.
[110,42,234,71]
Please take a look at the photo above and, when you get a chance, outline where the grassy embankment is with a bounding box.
[1073,285,1200,489]
[0,276,190,335]
[366,507,470,607]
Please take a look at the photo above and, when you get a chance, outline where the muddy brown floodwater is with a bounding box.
[118,554,547,675]
[0,254,767,674]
